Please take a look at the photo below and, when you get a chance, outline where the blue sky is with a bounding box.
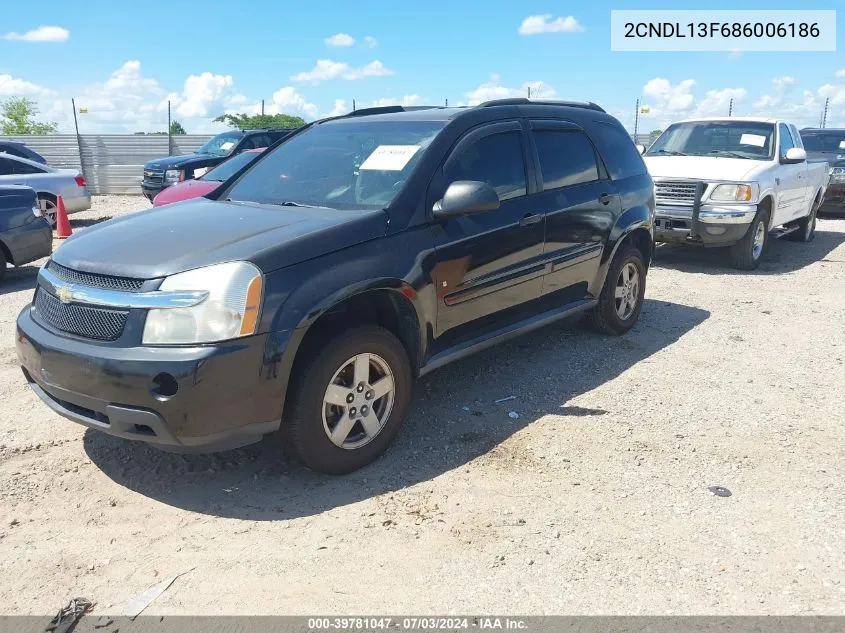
[1,0,843,134]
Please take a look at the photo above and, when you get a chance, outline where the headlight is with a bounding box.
[142,262,263,344]
[164,169,183,183]
[830,167,845,183]
[710,183,754,202]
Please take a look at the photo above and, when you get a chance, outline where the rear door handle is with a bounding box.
[599,193,612,206]
[519,213,543,227]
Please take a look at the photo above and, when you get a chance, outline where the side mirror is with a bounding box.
[783,148,807,164]
[433,180,500,218]
[636,144,646,155]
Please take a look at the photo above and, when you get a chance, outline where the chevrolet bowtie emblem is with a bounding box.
[56,285,74,304]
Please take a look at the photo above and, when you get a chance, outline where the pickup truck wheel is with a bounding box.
[728,209,769,270]
[589,246,646,336]
[786,200,817,242]
[283,325,412,474]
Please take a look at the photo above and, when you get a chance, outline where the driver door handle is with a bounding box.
[519,213,543,227]
[599,193,612,206]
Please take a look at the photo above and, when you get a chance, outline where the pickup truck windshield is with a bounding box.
[647,121,775,160]
[225,120,445,210]
[800,132,845,153]
[196,132,244,157]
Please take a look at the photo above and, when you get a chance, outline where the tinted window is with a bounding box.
[0,158,12,176]
[779,123,795,159]
[196,131,244,157]
[589,121,647,179]
[3,157,44,174]
[201,150,261,182]
[800,131,845,152]
[790,125,804,149]
[226,120,444,210]
[444,132,526,201]
[242,134,270,150]
[534,130,599,189]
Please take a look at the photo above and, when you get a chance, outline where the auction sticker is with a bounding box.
[360,145,420,171]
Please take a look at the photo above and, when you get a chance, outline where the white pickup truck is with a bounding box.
[642,117,830,269]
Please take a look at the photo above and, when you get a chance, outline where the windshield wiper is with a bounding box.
[649,149,691,156]
[708,150,752,159]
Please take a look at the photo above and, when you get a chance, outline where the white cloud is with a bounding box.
[772,76,795,90]
[753,76,796,110]
[290,59,394,84]
[325,33,355,47]
[265,86,319,119]
[464,75,556,105]
[367,95,422,108]
[818,83,845,106]
[835,69,845,78]
[364,36,378,48]
[518,14,583,35]
[642,77,696,112]
[0,74,53,96]
[165,71,244,119]
[3,25,69,42]
[696,87,746,116]
[326,99,348,117]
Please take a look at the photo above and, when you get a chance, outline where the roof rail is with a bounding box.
[478,98,606,113]
[343,105,443,118]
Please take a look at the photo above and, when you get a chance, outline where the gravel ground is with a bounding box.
[0,196,843,615]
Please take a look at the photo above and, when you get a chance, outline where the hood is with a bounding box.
[152,179,219,206]
[52,199,388,279]
[144,153,216,170]
[644,155,766,182]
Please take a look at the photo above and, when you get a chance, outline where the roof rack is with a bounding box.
[343,105,443,118]
[478,98,605,113]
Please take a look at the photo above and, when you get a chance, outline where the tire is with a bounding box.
[283,325,412,474]
[0,246,7,283]
[786,197,818,242]
[589,245,647,336]
[37,194,57,228]
[728,209,769,270]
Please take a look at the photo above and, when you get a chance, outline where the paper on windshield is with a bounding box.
[739,134,766,148]
[839,140,845,149]
[360,145,420,171]
[193,167,209,178]
[220,141,235,151]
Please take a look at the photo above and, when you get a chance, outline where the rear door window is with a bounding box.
[587,121,647,180]
[533,130,599,190]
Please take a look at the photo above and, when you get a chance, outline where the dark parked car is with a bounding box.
[800,128,845,214]
[0,141,47,164]
[141,128,296,201]
[0,185,52,282]
[17,100,655,473]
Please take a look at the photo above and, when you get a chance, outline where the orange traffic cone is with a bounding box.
[55,196,72,239]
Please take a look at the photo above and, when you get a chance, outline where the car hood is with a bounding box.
[152,179,219,206]
[144,153,217,170]
[52,199,388,279]
[644,156,766,182]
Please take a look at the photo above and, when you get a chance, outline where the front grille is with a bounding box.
[47,261,144,292]
[144,169,164,183]
[34,288,128,341]
[655,181,700,206]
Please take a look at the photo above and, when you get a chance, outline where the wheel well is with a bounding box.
[36,191,56,203]
[0,239,12,266]
[619,227,653,263]
[291,289,422,381]
[758,195,774,229]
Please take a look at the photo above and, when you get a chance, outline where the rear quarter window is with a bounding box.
[585,120,647,180]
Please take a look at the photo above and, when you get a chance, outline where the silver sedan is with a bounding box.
[0,152,91,226]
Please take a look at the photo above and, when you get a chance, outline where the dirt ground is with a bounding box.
[0,196,843,615]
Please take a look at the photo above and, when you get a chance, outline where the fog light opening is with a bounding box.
[151,372,178,399]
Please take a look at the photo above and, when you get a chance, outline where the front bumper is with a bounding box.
[141,180,169,201]
[16,307,288,452]
[820,182,845,213]
[654,203,755,246]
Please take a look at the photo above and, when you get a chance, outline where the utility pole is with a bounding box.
[528,86,532,99]
[353,99,356,112]
[728,98,733,117]
[445,98,448,107]
[261,99,265,116]
[71,98,86,184]
[821,97,830,128]
[167,100,172,156]
[634,98,640,138]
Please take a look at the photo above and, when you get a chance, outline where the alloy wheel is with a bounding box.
[614,262,640,320]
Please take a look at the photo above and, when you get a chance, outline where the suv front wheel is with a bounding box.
[284,325,412,474]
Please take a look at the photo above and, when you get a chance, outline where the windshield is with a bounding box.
[196,131,244,157]
[225,120,445,210]
[200,150,262,182]
[800,132,845,153]
[646,121,775,160]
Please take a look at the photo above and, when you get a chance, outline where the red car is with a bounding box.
[152,148,265,206]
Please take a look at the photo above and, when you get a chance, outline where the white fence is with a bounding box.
[2,131,661,195]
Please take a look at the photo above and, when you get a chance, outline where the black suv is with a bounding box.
[140,128,296,201]
[17,100,655,474]
[800,128,845,214]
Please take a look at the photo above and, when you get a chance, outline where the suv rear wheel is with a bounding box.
[589,245,646,335]
[284,325,412,474]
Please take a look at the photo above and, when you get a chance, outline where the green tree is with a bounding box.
[213,112,305,130]
[170,119,186,135]
[0,97,58,135]
[650,129,663,135]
